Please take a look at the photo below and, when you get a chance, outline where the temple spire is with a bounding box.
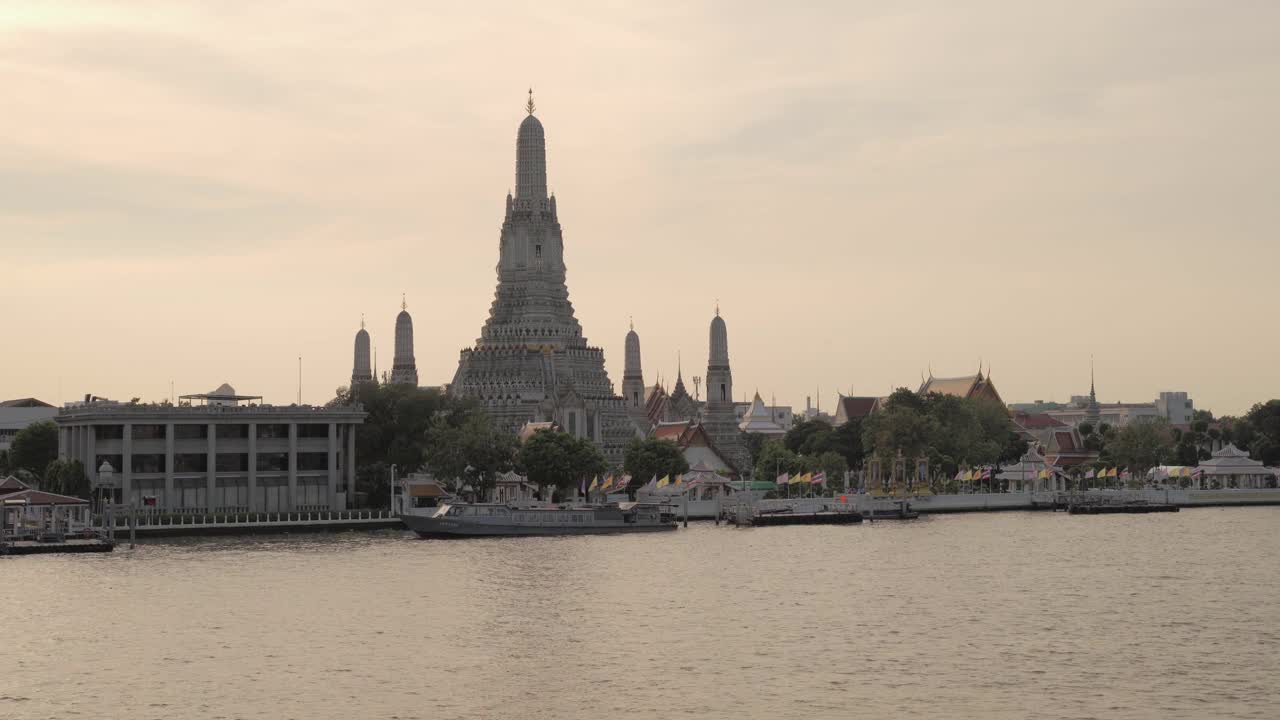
[401,293,407,311]
[526,88,536,115]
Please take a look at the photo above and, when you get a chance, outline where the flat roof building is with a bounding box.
[55,385,366,513]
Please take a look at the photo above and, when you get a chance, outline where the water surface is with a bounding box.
[4,508,1278,719]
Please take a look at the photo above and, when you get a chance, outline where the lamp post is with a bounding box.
[389,464,398,514]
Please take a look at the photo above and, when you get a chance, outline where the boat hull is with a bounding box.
[399,513,677,538]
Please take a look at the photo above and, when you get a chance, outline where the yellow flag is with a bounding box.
[962,470,973,481]
[657,475,670,488]
[1108,468,1119,478]
[589,476,599,491]
[602,474,614,490]
[674,474,683,486]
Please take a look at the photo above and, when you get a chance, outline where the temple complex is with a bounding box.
[450,94,634,464]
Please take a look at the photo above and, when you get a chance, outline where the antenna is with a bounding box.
[298,356,302,405]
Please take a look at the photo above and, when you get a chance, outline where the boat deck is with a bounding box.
[2,538,116,555]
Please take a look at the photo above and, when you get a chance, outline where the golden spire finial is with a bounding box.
[629,314,633,331]
[360,313,365,330]
[401,293,407,311]
[526,88,536,115]
[715,299,720,317]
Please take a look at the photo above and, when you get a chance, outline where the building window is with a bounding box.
[297,452,328,472]
[256,452,289,472]
[720,384,726,402]
[296,424,329,439]
[132,424,166,440]
[131,454,167,474]
[256,424,289,440]
[215,453,249,472]
[173,454,208,473]
[216,424,250,440]
[95,425,124,441]
[174,424,208,440]
[535,244,542,258]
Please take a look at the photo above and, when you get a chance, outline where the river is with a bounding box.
[4,508,1278,719]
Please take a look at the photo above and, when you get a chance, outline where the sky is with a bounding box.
[1,1,1277,417]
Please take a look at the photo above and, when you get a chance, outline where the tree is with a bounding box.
[753,439,799,483]
[826,419,865,470]
[623,439,689,491]
[1245,400,1280,466]
[10,421,58,480]
[815,451,849,489]
[862,391,934,464]
[743,432,769,469]
[517,430,606,500]
[1105,420,1174,475]
[423,406,517,499]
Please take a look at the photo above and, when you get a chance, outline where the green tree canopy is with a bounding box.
[753,439,800,482]
[10,421,58,480]
[1103,419,1174,474]
[516,429,606,497]
[623,438,689,490]
[422,404,517,498]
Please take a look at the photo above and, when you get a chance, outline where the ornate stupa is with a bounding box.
[700,305,750,472]
[390,295,418,386]
[351,315,373,386]
[450,92,633,464]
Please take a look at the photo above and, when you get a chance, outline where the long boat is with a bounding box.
[399,501,678,538]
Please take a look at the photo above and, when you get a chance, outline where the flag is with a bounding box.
[600,475,613,491]
[588,477,599,492]
[954,470,964,482]
[981,468,992,480]
[1085,469,1096,479]
[1037,469,1049,480]
[618,474,632,490]
[1191,467,1203,478]
[1108,468,1118,478]
[579,478,586,494]
[811,471,826,486]
[776,473,790,486]
[674,474,684,486]
[657,475,670,488]
[961,470,973,482]
[643,476,658,491]
[791,473,808,485]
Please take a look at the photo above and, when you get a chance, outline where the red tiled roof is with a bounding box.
[1053,431,1077,452]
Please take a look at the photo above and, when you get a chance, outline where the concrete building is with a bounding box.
[450,94,633,464]
[0,398,59,453]
[54,385,365,513]
[1156,391,1194,426]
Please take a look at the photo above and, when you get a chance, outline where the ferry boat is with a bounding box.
[399,501,678,538]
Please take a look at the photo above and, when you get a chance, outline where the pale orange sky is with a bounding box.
[2,1,1277,416]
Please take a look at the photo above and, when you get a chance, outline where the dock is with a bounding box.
[98,509,404,538]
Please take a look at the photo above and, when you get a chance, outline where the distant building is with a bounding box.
[833,395,882,425]
[918,368,1004,405]
[736,393,787,437]
[653,420,736,476]
[733,395,792,431]
[1155,391,1194,426]
[54,385,365,513]
[0,398,59,453]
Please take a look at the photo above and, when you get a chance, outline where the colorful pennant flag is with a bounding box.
[811,471,827,486]
[657,475,670,488]
[588,477,599,492]
[776,473,790,486]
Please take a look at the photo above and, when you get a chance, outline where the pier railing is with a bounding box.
[98,508,400,530]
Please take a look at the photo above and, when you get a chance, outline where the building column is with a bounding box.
[164,423,175,511]
[247,422,258,512]
[345,424,356,511]
[122,423,133,507]
[287,423,298,511]
[206,423,216,513]
[86,425,96,487]
[327,423,338,511]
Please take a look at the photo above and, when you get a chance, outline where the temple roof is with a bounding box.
[1198,443,1274,474]
[918,371,1003,405]
[738,392,784,433]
